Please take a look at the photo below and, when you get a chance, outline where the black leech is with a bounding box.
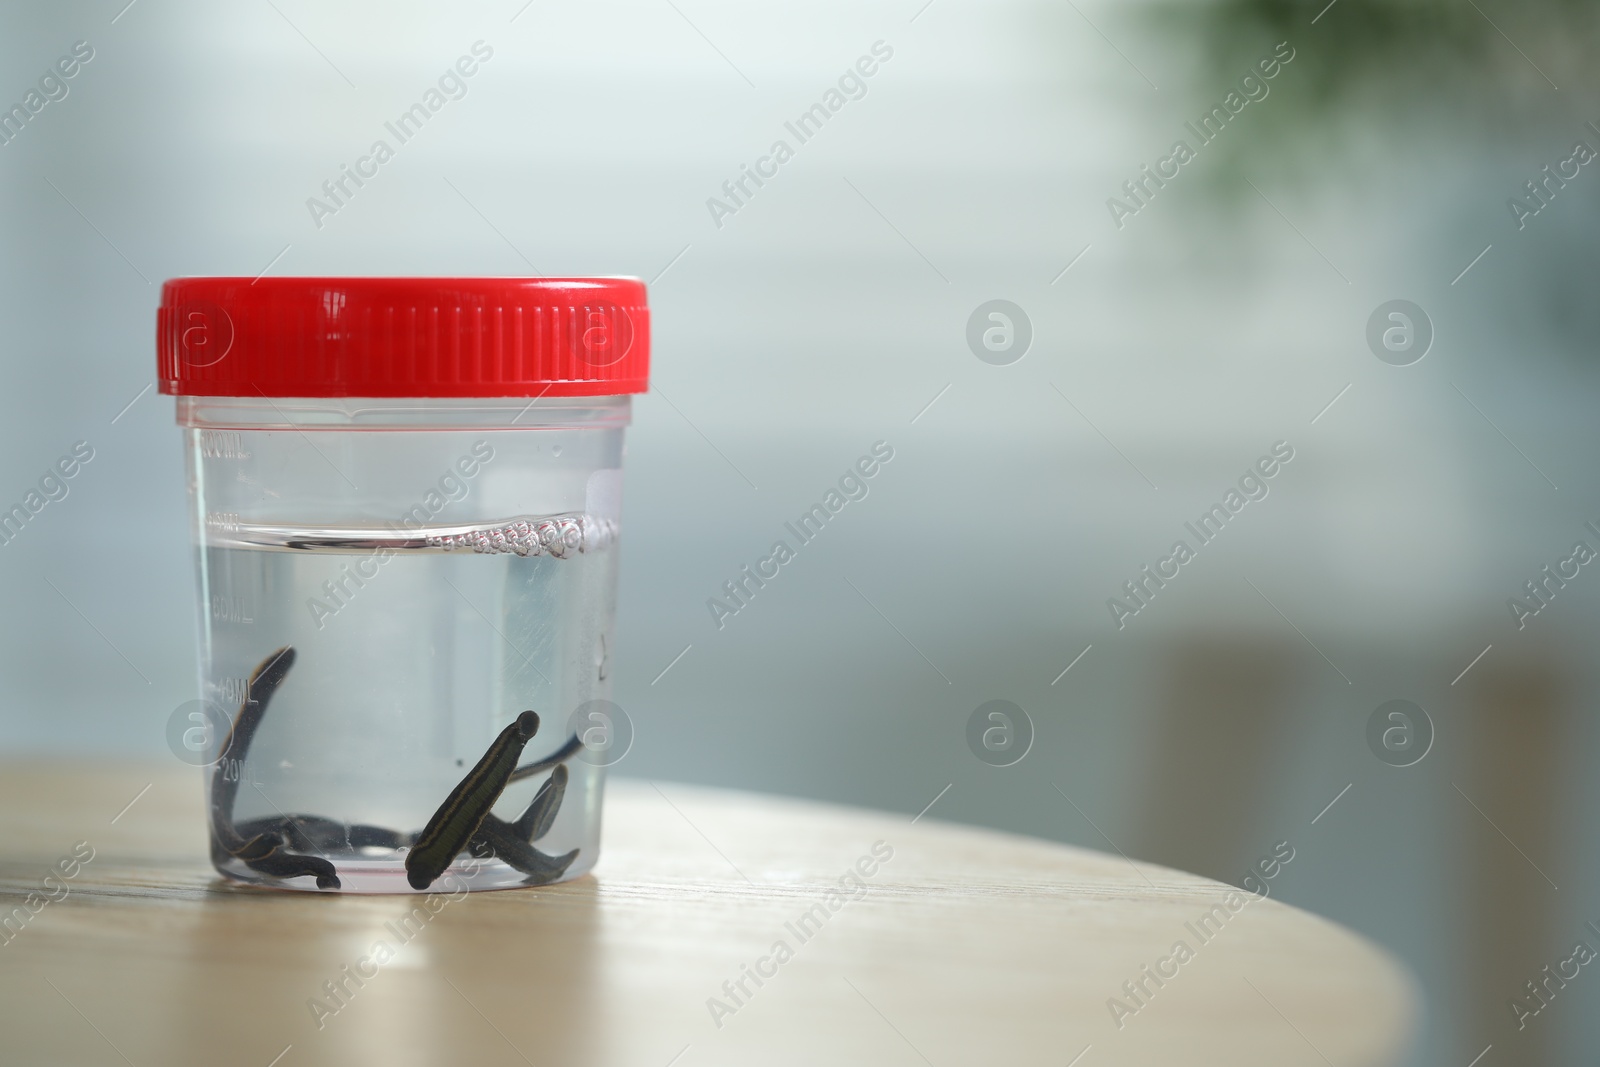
[234,814,411,854]
[209,646,342,890]
[245,849,340,890]
[470,816,579,885]
[507,733,585,783]
[406,710,541,890]
[513,763,567,842]
[208,646,295,858]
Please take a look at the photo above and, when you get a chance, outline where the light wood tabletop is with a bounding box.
[0,765,1415,1066]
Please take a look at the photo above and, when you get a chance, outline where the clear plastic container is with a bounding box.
[159,277,649,893]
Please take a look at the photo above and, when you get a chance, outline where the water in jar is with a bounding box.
[196,515,618,893]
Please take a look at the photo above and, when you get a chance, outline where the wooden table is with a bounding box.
[0,766,1415,1066]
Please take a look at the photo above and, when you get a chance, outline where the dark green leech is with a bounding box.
[465,763,576,885]
[209,647,340,890]
[513,763,567,842]
[244,849,341,888]
[467,767,576,883]
[208,646,296,858]
[210,830,283,868]
[406,710,541,890]
[234,814,411,854]
[508,733,584,783]
[470,817,579,884]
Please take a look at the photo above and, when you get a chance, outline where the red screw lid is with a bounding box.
[158,276,649,398]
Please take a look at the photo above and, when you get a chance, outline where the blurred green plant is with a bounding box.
[1145,0,1596,178]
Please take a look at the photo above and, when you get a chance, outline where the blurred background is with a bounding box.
[3,0,1599,1063]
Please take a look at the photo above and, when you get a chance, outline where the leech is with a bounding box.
[208,647,296,858]
[209,646,342,891]
[466,761,575,884]
[406,710,542,890]
[508,733,585,783]
[211,827,285,865]
[470,817,579,885]
[234,814,410,854]
[245,849,341,890]
[513,764,567,842]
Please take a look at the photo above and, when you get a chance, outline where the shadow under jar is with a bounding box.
[157,276,650,893]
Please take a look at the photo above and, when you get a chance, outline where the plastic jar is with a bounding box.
[157,277,649,894]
